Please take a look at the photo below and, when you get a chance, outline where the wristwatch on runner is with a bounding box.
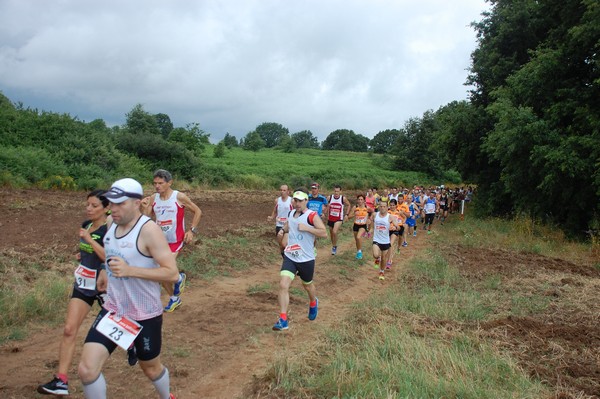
[191,227,199,235]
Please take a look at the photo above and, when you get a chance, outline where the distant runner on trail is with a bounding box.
[325,185,351,255]
[370,198,399,281]
[423,190,438,234]
[141,169,202,312]
[272,188,327,331]
[307,182,328,217]
[267,184,293,253]
[78,178,178,399]
[38,190,110,396]
[348,194,370,260]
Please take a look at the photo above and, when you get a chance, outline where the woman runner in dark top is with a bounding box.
[38,190,110,396]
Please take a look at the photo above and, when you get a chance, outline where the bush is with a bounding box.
[0,145,68,184]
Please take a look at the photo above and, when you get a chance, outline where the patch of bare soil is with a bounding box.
[450,245,600,398]
[0,188,598,398]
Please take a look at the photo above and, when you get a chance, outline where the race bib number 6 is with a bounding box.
[96,312,143,350]
[74,264,97,290]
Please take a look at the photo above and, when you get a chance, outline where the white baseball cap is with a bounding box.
[103,178,143,203]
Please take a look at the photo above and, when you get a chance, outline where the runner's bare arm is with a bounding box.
[348,205,356,220]
[177,192,202,243]
[140,195,154,217]
[109,222,179,283]
[298,216,327,238]
[267,199,278,221]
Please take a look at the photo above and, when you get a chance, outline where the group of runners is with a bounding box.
[38,170,202,399]
[37,173,469,397]
[267,182,469,331]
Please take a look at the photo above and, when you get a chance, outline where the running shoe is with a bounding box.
[272,318,289,331]
[308,298,319,320]
[402,241,408,247]
[173,272,187,296]
[127,346,138,366]
[379,271,385,280]
[413,231,417,237]
[164,297,182,312]
[356,251,363,260]
[331,246,337,255]
[385,261,392,270]
[38,376,69,396]
[427,230,432,235]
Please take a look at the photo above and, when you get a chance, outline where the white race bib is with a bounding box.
[96,312,143,350]
[74,264,97,291]
[284,243,302,258]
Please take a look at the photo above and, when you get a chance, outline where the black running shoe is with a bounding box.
[38,376,69,395]
[127,346,138,366]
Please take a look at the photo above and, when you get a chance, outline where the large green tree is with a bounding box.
[291,130,319,149]
[322,129,370,152]
[254,122,289,148]
[370,129,400,154]
[459,0,600,232]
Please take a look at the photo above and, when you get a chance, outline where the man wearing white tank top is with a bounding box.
[267,184,293,253]
[141,169,202,312]
[78,178,179,399]
[272,188,328,331]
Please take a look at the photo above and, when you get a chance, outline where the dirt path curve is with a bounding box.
[0,188,430,398]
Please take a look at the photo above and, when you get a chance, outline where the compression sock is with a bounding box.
[151,367,171,399]
[57,373,68,383]
[82,373,106,399]
[279,313,287,321]
[309,300,317,307]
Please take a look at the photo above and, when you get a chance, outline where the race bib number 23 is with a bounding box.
[96,312,143,350]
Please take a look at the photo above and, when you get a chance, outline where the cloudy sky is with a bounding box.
[0,0,489,142]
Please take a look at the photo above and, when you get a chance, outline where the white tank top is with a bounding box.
[153,190,185,244]
[276,197,292,227]
[284,209,317,263]
[104,215,163,320]
[373,212,391,245]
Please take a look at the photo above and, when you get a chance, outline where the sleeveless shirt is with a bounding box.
[276,197,293,227]
[373,212,392,245]
[284,209,317,263]
[153,190,185,244]
[104,215,163,320]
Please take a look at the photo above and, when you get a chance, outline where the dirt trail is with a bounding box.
[3,189,598,398]
[0,188,428,399]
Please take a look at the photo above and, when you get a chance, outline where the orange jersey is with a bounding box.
[397,203,410,223]
[388,209,402,229]
[353,206,369,225]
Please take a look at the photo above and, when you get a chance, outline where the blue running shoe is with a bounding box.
[272,318,289,331]
[331,246,337,255]
[356,251,363,260]
[173,272,187,296]
[402,241,408,247]
[308,298,319,320]
[164,297,182,312]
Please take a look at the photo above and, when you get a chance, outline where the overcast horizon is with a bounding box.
[0,0,489,142]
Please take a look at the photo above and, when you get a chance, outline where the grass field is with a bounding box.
[201,146,431,190]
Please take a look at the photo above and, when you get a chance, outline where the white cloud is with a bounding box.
[0,0,489,141]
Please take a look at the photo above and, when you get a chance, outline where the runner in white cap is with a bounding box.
[78,178,179,399]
